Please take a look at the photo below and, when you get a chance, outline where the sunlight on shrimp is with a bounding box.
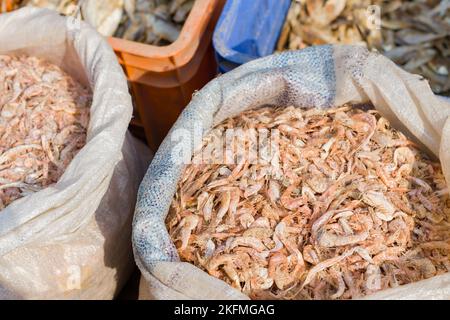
[166,105,450,300]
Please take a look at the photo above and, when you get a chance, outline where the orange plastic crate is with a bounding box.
[0,0,18,12]
[109,0,224,151]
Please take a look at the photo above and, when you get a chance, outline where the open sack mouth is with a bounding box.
[0,54,92,210]
[166,103,450,300]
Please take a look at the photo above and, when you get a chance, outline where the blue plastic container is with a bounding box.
[213,0,291,73]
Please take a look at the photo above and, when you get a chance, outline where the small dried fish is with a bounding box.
[17,0,193,45]
[167,105,450,300]
[114,0,194,45]
[82,0,124,37]
[277,0,450,96]
[0,55,91,209]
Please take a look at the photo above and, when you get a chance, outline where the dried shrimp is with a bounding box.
[0,55,91,209]
[167,105,450,299]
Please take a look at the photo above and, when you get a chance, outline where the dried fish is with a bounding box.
[82,0,124,37]
[0,55,91,209]
[277,0,450,96]
[167,105,450,300]
[17,0,193,45]
[114,0,193,45]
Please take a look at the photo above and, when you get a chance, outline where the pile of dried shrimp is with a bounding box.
[0,55,91,209]
[167,105,450,299]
